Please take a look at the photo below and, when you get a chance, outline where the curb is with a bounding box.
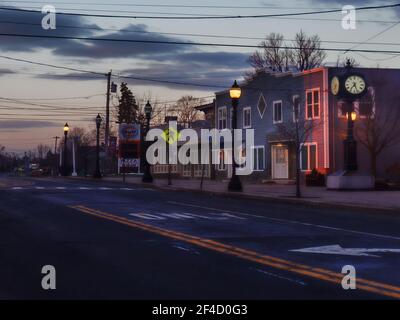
[60,176,400,215]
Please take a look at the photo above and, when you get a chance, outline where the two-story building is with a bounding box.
[214,67,400,183]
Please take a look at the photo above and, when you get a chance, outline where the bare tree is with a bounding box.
[36,144,51,159]
[276,95,321,198]
[355,87,400,177]
[173,95,205,128]
[248,30,326,76]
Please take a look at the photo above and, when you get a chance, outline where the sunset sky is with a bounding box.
[1,0,400,153]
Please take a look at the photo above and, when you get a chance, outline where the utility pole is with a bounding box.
[53,136,60,154]
[105,71,112,150]
[53,136,60,176]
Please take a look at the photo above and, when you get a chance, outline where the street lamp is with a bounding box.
[228,80,243,192]
[344,103,358,171]
[142,101,153,183]
[94,114,102,179]
[62,123,69,176]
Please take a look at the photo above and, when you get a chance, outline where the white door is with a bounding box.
[272,145,289,179]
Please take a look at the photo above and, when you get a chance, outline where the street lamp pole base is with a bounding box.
[228,175,242,192]
[142,169,153,183]
[93,172,102,179]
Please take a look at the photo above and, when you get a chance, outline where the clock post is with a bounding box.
[327,60,375,190]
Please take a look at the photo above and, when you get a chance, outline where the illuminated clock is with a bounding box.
[344,75,366,96]
[331,76,340,96]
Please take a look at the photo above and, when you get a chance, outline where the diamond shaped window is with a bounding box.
[257,94,266,118]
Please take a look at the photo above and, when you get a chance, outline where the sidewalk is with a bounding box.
[97,175,400,212]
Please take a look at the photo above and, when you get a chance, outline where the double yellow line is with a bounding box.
[70,205,400,299]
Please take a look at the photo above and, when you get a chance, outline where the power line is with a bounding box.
[2,20,400,44]
[3,32,400,55]
[1,3,399,20]
[0,1,342,10]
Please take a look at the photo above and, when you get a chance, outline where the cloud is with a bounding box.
[0,6,251,90]
[0,6,98,52]
[35,51,250,90]
[0,68,16,76]
[0,120,59,129]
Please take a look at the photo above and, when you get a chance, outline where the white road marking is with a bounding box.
[55,187,66,190]
[291,245,400,257]
[167,201,262,219]
[252,268,307,286]
[129,213,167,220]
[12,187,23,190]
[120,188,134,191]
[98,187,112,190]
[35,187,45,190]
[79,187,92,190]
[167,201,400,241]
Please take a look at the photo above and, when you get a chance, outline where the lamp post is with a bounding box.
[343,104,358,172]
[228,80,243,192]
[63,123,69,176]
[142,101,153,183]
[94,114,102,179]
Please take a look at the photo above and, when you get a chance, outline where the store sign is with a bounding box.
[119,123,140,142]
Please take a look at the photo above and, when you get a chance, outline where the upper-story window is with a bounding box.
[243,107,251,128]
[273,101,283,124]
[306,89,320,119]
[293,95,300,121]
[257,94,267,118]
[218,107,227,129]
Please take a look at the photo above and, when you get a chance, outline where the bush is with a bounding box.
[306,168,326,186]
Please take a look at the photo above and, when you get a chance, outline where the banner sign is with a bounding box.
[119,123,140,142]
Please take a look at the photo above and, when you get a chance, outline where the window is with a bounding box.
[293,95,300,121]
[218,150,227,171]
[306,89,320,119]
[218,107,227,129]
[252,146,265,171]
[300,143,317,171]
[273,101,283,124]
[243,107,251,128]
[194,164,209,177]
[257,94,267,118]
[182,165,192,177]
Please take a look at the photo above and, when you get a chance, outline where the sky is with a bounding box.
[1,0,400,153]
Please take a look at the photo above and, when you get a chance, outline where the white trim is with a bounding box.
[300,142,318,172]
[217,149,227,171]
[273,100,283,124]
[305,88,321,120]
[217,106,227,130]
[243,107,252,128]
[323,68,330,169]
[292,95,300,122]
[271,144,289,180]
[257,93,267,118]
[251,145,265,172]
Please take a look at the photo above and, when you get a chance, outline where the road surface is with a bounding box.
[1,176,400,299]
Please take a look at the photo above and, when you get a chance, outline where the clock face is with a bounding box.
[345,75,366,95]
[331,76,340,95]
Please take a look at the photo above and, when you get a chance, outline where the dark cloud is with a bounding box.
[0,120,59,129]
[0,6,97,52]
[0,68,16,76]
[0,6,251,90]
[52,24,193,59]
[35,51,250,90]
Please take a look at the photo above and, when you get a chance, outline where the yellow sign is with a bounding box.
[161,127,180,145]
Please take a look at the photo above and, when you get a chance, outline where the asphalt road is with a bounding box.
[1,176,400,300]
